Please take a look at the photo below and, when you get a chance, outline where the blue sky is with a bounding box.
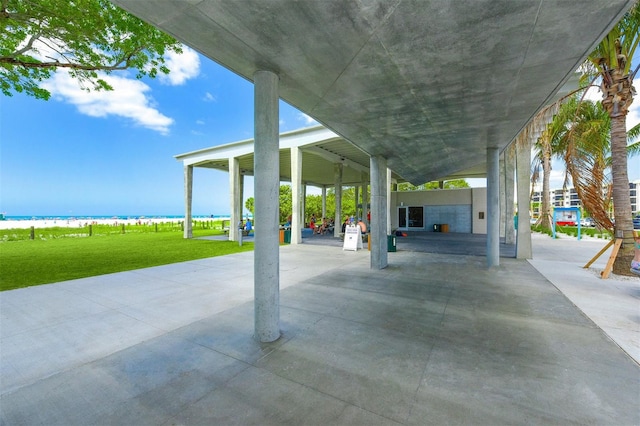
[0,47,317,217]
[1,47,638,217]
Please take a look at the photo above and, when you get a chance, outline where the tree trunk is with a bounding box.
[610,113,634,275]
[540,143,553,231]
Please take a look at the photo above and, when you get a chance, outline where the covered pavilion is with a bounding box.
[112,0,635,342]
[175,125,487,244]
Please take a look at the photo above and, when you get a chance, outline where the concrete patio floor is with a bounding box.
[1,232,638,425]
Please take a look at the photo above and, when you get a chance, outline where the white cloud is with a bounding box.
[298,113,317,125]
[43,71,173,134]
[196,119,205,125]
[159,46,200,86]
[203,92,216,102]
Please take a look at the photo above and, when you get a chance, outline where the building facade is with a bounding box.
[531,179,640,218]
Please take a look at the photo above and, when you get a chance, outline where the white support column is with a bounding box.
[487,147,500,267]
[184,164,193,239]
[240,174,245,218]
[362,172,369,224]
[302,184,307,225]
[505,143,516,245]
[229,157,240,242]
[386,168,392,235]
[516,139,533,259]
[321,186,327,219]
[354,185,360,219]
[291,146,302,245]
[499,152,506,239]
[333,163,343,238]
[253,70,280,343]
[370,155,388,269]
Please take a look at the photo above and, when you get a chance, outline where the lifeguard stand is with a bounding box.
[552,207,581,240]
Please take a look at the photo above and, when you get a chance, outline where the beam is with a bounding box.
[304,146,369,174]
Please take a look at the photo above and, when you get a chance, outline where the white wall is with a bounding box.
[471,187,487,234]
[391,188,487,234]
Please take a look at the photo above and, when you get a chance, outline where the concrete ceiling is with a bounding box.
[112,0,633,184]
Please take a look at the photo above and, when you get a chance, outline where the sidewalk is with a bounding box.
[528,232,640,364]
[1,234,638,425]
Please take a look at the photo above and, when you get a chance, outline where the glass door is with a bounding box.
[398,206,424,229]
[408,206,424,228]
[398,207,407,229]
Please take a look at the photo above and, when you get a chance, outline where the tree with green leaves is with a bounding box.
[582,1,640,274]
[397,179,469,191]
[0,0,182,100]
[531,97,581,232]
[553,97,640,232]
[244,197,254,218]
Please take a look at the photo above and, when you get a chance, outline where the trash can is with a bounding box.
[279,229,285,243]
[284,229,291,243]
[433,224,441,232]
[441,224,449,233]
[387,235,396,252]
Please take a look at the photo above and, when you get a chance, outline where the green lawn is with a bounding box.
[0,229,253,291]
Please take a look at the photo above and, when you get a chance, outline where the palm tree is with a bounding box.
[555,99,614,231]
[532,99,577,231]
[583,2,640,275]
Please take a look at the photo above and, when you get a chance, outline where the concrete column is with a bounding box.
[370,155,388,269]
[487,147,500,267]
[386,168,392,234]
[229,157,240,242]
[321,186,327,219]
[333,163,343,238]
[291,146,302,244]
[354,185,360,219]
[516,139,533,259]
[240,174,245,219]
[303,184,307,225]
[505,144,516,245]
[183,164,193,239]
[361,171,369,224]
[499,152,506,239]
[253,70,280,343]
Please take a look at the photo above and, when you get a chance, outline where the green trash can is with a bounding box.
[387,235,396,252]
[284,229,291,243]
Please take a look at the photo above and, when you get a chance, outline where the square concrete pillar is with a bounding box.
[183,164,193,239]
[370,155,388,269]
[291,146,302,244]
[516,139,533,259]
[229,157,240,242]
[333,163,343,238]
[253,70,280,343]
[487,147,500,267]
